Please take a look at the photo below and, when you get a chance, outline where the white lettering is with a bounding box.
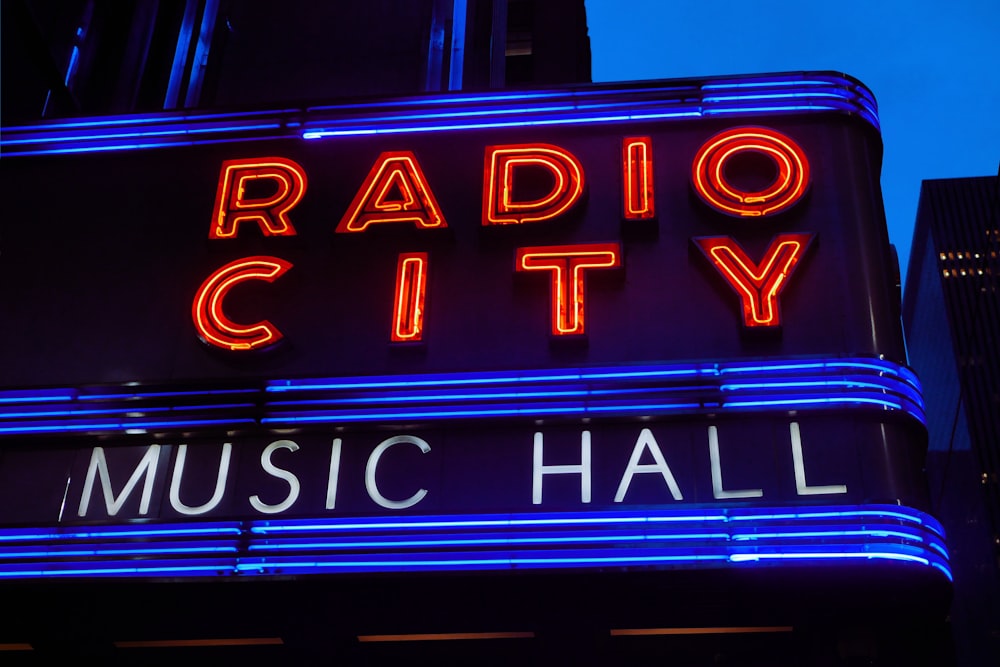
[614,428,683,502]
[169,443,232,515]
[326,438,343,510]
[249,440,301,514]
[791,422,847,495]
[532,431,592,505]
[78,445,160,517]
[709,425,763,499]
[365,435,430,509]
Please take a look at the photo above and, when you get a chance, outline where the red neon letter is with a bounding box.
[191,256,292,350]
[622,136,655,220]
[693,233,814,328]
[336,151,447,232]
[692,127,809,217]
[210,158,306,239]
[515,243,621,336]
[391,252,428,342]
[484,144,585,225]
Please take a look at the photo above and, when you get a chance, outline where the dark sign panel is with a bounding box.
[1,95,901,386]
[0,74,946,585]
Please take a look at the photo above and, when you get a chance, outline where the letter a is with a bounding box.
[614,428,682,502]
[337,151,448,232]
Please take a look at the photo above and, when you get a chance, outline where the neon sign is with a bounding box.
[622,136,655,220]
[391,252,428,342]
[197,127,812,351]
[0,75,941,592]
[515,243,622,336]
[482,143,585,225]
[210,157,307,238]
[691,127,810,218]
[336,151,449,232]
[693,234,814,328]
[191,256,293,350]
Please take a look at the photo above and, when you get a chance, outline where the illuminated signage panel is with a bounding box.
[0,74,943,585]
[0,109,902,386]
[0,417,897,524]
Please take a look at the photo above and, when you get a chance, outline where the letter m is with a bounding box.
[78,445,161,517]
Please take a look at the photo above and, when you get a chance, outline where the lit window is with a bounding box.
[948,252,955,259]
[943,270,950,277]
[939,253,946,261]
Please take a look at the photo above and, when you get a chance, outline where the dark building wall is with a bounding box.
[207,1,436,107]
[1,0,592,122]
[903,175,1000,665]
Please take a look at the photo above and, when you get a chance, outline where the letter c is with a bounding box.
[365,435,431,509]
[191,256,292,351]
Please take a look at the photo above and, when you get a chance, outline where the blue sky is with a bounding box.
[585,0,999,283]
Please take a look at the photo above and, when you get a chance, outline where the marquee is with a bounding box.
[0,73,948,583]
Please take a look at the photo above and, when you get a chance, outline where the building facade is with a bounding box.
[903,175,1000,665]
[1,2,953,664]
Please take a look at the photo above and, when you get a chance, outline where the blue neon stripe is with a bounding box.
[0,402,255,419]
[234,553,734,572]
[702,79,841,90]
[722,380,900,392]
[2,107,301,131]
[242,527,930,553]
[0,357,925,435]
[249,514,729,534]
[2,73,880,157]
[703,92,850,103]
[0,418,255,434]
[724,397,903,410]
[0,526,242,542]
[0,391,76,404]
[84,388,257,400]
[731,529,923,541]
[266,371,590,391]
[265,385,716,407]
[0,546,238,558]
[727,509,939,529]
[261,406,587,423]
[0,123,282,145]
[932,562,954,581]
[268,388,613,406]
[246,532,734,551]
[0,505,950,581]
[729,552,930,566]
[0,564,234,578]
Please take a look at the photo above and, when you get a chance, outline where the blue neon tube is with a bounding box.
[0,504,949,581]
[1,73,880,157]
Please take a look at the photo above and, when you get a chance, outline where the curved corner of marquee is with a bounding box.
[0,504,950,584]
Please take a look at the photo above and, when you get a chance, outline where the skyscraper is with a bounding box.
[903,174,1000,664]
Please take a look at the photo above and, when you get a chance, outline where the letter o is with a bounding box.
[692,127,810,217]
